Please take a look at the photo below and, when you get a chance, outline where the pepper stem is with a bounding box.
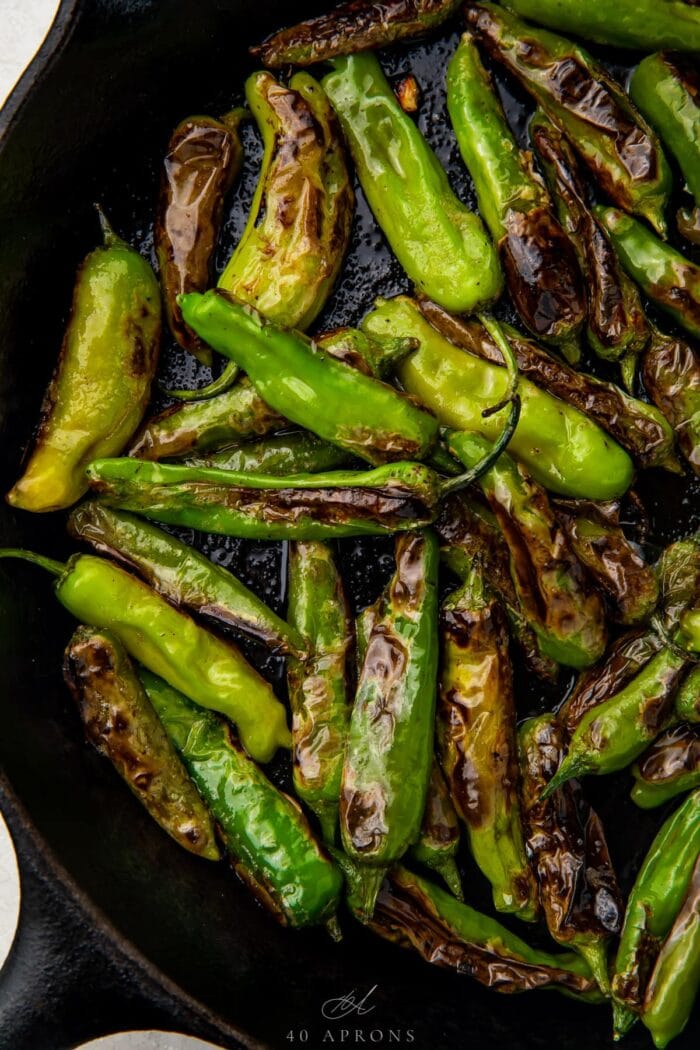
[434,857,464,902]
[612,1000,638,1040]
[540,754,585,800]
[219,106,249,133]
[576,940,611,996]
[94,203,124,248]
[159,358,240,402]
[0,548,65,577]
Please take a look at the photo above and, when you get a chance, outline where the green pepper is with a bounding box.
[447,35,585,361]
[657,533,700,631]
[438,564,539,920]
[612,790,700,1036]
[642,327,700,477]
[631,724,700,809]
[7,212,161,512]
[680,609,700,651]
[630,53,700,245]
[364,297,633,498]
[141,671,342,928]
[218,72,353,331]
[252,1,462,67]
[67,501,304,656]
[340,531,439,919]
[287,541,353,844]
[321,52,502,314]
[188,431,354,475]
[64,627,219,860]
[409,760,463,900]
[597,207,700,342]
[0,549,290,763]
[675,667,700,724]
[155,110,245,366]
[466,4,672,236]
[518,713,622,993]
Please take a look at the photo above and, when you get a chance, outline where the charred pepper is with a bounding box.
[631,724,700,809]
[188,431,354,475]
[642,327,700,477]
[410,760,463,899]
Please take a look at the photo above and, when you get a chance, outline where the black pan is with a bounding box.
[0,2,698,1048]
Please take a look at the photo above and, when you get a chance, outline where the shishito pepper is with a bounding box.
[141,671,342,928]
[155,110,245,366]
[67,502,304,656]
[340,531,439,919]
[447,35,585,361]
[465,3,672,236]
[675,667,700,724]
[518,713,622,993]
[252,0,462,67]
[218,72,353,331]
[362,296,634,499]
[410,760,463,899]
[287,541,353,844]
[0,549,290,763]
[680,609,700,652]
[597,207,700,342]
[642,327,700,477]
[437,564,538,921]
[64,627,219,860]
[321,52,502,314]
[188,431,354,475]
[7,213,161,512]
[631,724,700,809]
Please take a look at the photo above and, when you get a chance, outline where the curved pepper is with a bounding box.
[0,549,290,763]
[631,723,700,809]
[218,72,353,330]
[189,431,354,475]
[141,671,342,928]
[675,667,700,724]
[447,35,585,361]
[642,327,700,477]
[155,110,245,366]
[466,3,672,236]
[437,565,538,921]
[410,760,463,899]
[64,627,219,860]
[321,52,502,314]
[7,213,161,512]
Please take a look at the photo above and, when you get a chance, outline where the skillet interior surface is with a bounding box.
[0,1,698,1047]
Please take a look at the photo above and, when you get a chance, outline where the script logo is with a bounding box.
[321,985,379,1021]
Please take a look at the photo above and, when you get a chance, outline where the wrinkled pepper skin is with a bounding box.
[142,671,342,928]
[155,111,244,365]
[631,724,700,809]
[64,627,219,860]
[340,531,439,918]
[658,534,700,630]
[675,667,700,724]
[466,4,672,236]
[680,608,700,652]
[67,502,304,656]
[87,457,440,540]
[362,297,634,499]
[642,327,700,476]
[180,291,439,466]
[7,218,161,512]
[252,1,462,67]
[321,53,502,314]
[448,430,607,669]
[287,541,353,844]
[529,111,649,373]
[437,566,538,921]
[218,73,353,331]
[642,854,700,1049]
[410,760,463,899]
[189,431,354,475]
[447,36,585,360]
[598,207,700,342]
[420,299,674,474]
[518,713,623,993]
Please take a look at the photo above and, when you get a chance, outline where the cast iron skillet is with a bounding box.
[0,2,698,1048]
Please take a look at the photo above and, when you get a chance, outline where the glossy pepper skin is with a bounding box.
[321,53,502,315]
[675,667,700,724]
[465,4,672,236]
[67,502,304,656]
[0,550,290,763]
[252,1,462,67]
[188,431,354,475]
[340,531,439,919]
[180,291,439,466]
[141,671,342,928]
[631,724,700,809]
[631,53,700,245]
[447,35,585,361]
[64,627,219,860]
[448,430,607,669]
[437,565,538,921]
[642,327,700,477]
[362,297,634,500]
[410,760,463,899]
[597,207,700,342]
[518,713,622,993]
[155,110,244,365]
[218,73,353,331]
[529,111,649,376]
[7,215,161,512]
[287,541,353,844]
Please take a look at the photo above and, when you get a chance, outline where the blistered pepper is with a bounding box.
[675,667,700,724]
[466,3,672,235]
[321,52,502,314]
[188,431,354,475]
[642,327,700,477]
[631,724,700,809]
[7,213,161,512]
[410,760,463,899]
